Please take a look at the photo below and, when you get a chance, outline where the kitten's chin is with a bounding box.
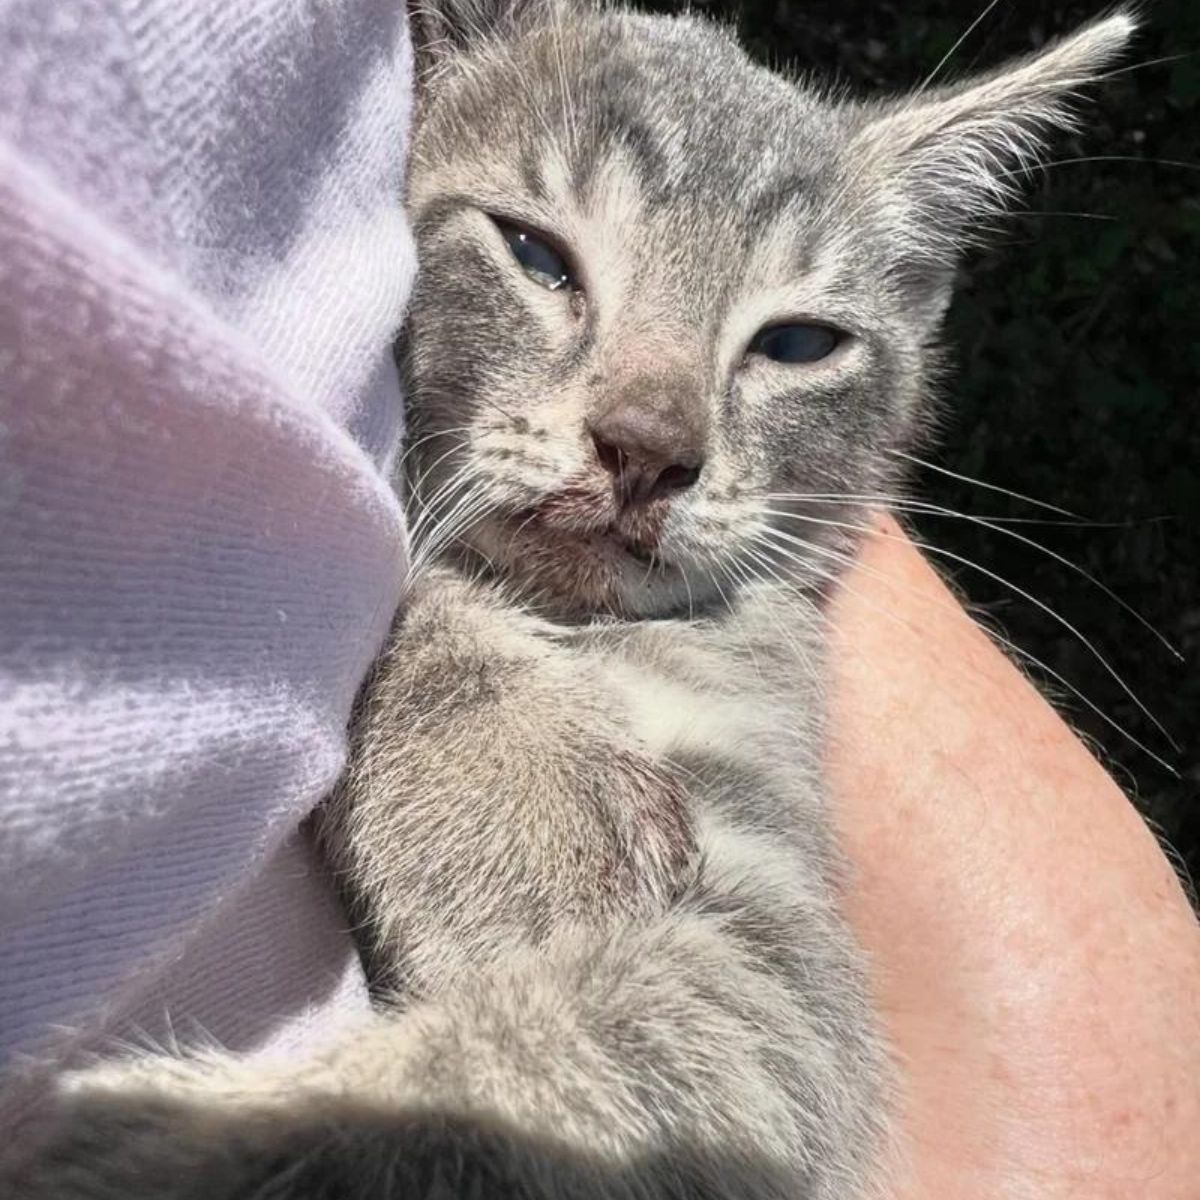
[461,511,685,620]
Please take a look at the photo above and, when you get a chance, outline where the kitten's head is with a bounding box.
[402,0,1132,618]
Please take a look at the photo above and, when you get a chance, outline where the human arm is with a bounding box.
[830,513,1200,1199]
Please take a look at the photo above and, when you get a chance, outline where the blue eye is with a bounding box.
[498,222,574,292]
[749,323,840,364]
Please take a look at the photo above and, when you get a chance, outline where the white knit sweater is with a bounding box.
[0,0,415,1116]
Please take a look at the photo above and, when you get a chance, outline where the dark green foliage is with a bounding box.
[647,0,1199,891]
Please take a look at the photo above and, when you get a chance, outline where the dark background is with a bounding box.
[648,0,1198,893]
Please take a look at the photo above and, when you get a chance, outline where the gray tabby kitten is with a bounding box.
[9,3,1133,1197]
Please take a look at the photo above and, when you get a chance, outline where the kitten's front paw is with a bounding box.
[6,1055,364,1200]
[5,1062,237,1200]
[323,581,701,983]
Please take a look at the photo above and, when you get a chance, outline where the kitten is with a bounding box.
[6,3,1133,1197]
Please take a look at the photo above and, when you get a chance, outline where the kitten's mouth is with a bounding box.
[430,464,693,617]
[507,508,661,565]
[459,486,677,617]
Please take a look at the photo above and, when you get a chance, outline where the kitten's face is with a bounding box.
[402,3,1130,618]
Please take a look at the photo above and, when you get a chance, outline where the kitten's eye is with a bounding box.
[748,323,840,364]
[497,221,575,292]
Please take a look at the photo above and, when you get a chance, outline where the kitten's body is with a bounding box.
[5,4,1134,1197]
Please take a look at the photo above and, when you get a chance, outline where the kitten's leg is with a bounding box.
[319,568,696,992]
[8,578,885,1197]
[10,840,886,1200]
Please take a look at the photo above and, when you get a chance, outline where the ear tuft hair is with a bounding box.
[409,0,563,75]
[850,10,1137,275]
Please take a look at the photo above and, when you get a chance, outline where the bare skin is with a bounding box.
[830,514,1200,1200]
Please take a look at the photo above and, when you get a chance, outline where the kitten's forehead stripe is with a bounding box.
[413,195,474,241]
[519,144,550,202]
[745,172,821,233]
[585,106,669,201]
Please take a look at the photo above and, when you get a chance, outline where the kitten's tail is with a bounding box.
[9,862,887,1199]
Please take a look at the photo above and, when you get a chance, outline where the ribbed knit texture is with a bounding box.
[0,0,414,1114]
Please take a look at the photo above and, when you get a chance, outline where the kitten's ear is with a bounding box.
[409,0,561,71]
[850,10,1136,299]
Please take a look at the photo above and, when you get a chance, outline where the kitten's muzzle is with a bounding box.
[505,480,669,569]
[588,384,706,507]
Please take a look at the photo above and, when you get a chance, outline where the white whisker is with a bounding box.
[887,449,1081,516]
[760,511,1180,759]
[754,522,1180,776]
[916,0,1006,95]
[1002,153,1200,180]
[763,492,1181,660]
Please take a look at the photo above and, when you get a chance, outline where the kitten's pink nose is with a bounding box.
[589,392,705,506]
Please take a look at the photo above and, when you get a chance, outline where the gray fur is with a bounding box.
[4,4,1134,1197]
